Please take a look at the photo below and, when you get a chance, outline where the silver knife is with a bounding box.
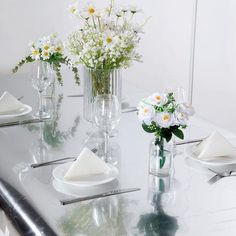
[31,148,97,168]
[175,138,203,146]
[60,188,141,205]
[122,107,138,114]
[67,94,84,98]
[0,118,50,128]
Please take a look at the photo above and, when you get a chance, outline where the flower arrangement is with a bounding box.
[67,1,145,70]
[12,34,80,85]
[137,92,194,168]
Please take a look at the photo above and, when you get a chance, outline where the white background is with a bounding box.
[0,0,236,132]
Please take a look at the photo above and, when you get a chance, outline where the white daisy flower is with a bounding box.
[30,48,40,60]
[41,50,50,60]
[148,93,168,106]
[174,110,188,126]
[42,43,50,51]
[138,101,155,125]
[85,3,96,15]
[55,44,63,54]
[156,112,173,128]
[68,2,79,15]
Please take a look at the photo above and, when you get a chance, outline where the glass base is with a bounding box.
[34,111,51,119]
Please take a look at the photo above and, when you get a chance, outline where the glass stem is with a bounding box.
[38,91,43,118]
[104,131,109,162]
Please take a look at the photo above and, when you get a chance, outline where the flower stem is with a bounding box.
[156,136,165,169]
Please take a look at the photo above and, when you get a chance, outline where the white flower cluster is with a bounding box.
[137,93,194,129]
[67,1,144,69]
[30,34,64,61]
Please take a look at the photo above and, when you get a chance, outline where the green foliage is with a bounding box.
[142,123,157,133]
[12,54,80,86]
[171,126,184,140]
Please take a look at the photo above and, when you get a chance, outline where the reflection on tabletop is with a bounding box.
[26,95,80,150]
[136,174,178,236]
[57,196,135,236]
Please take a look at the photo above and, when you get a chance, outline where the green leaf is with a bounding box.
[172,128,184,140]
[142,123,156,133]
[160,128,172,142]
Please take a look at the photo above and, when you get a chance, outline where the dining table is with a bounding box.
[1,73,236,236]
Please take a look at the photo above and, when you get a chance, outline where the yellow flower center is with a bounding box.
[33,50,39,56]
[106,37,113,44]
[56,46,62,52]
[70,7,76,13]
[163,114,170,122]
[143,108,148,113]
[88,7,95,14]
[155,95,161,101]
[43,51,49,56]
[43,45,49,50]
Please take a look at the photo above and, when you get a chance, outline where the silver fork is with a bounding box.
[208,168,234,184]
[31,148,97,168]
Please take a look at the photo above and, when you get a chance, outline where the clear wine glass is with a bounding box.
[94,94,121,162]
[31,61,53,118]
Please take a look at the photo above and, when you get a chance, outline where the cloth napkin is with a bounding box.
[0,91,25,114]
[64,147,111,181]
[194,131,236,160]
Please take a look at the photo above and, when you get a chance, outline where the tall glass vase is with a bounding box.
[83,67,122,122]
[149,137,174,177]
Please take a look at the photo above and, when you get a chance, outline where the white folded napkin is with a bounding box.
[64,147,111,181]
[0,91,25,114]
[194,131,236,160]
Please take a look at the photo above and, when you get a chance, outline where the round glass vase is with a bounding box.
[83,67,122,122]
[149,137,174,177]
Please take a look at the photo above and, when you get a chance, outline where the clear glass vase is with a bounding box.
[83,67,122,122]
[149,137,174,177]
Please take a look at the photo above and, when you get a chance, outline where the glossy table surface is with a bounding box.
[1,75,236,236]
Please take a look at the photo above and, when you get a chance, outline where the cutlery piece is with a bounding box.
[175,138,203,146]
[31,148,97,168]
[67,94,84,98]
[122,107,138,114]
[0,118,50,128]
[208,168,234,184]
[60,188,141,205]
[208,174,225,184]
[31,157,76,168]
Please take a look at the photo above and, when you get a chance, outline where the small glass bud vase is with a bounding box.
[149,137,174,177]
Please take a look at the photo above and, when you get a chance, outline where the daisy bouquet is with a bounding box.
[13,34,80,85]
[67,0,146,94]
[137,92,194,167]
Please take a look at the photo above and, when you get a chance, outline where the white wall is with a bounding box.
[193,0,236,132]
[1,0,236,132]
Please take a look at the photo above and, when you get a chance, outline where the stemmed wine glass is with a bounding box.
[94,94,121,162]
[31,61,53,118]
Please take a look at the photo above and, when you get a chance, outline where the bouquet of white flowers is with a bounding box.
[67,1,145,70]
[13,34,80,85]
[138,92,194,142]
[137,92,194,168]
